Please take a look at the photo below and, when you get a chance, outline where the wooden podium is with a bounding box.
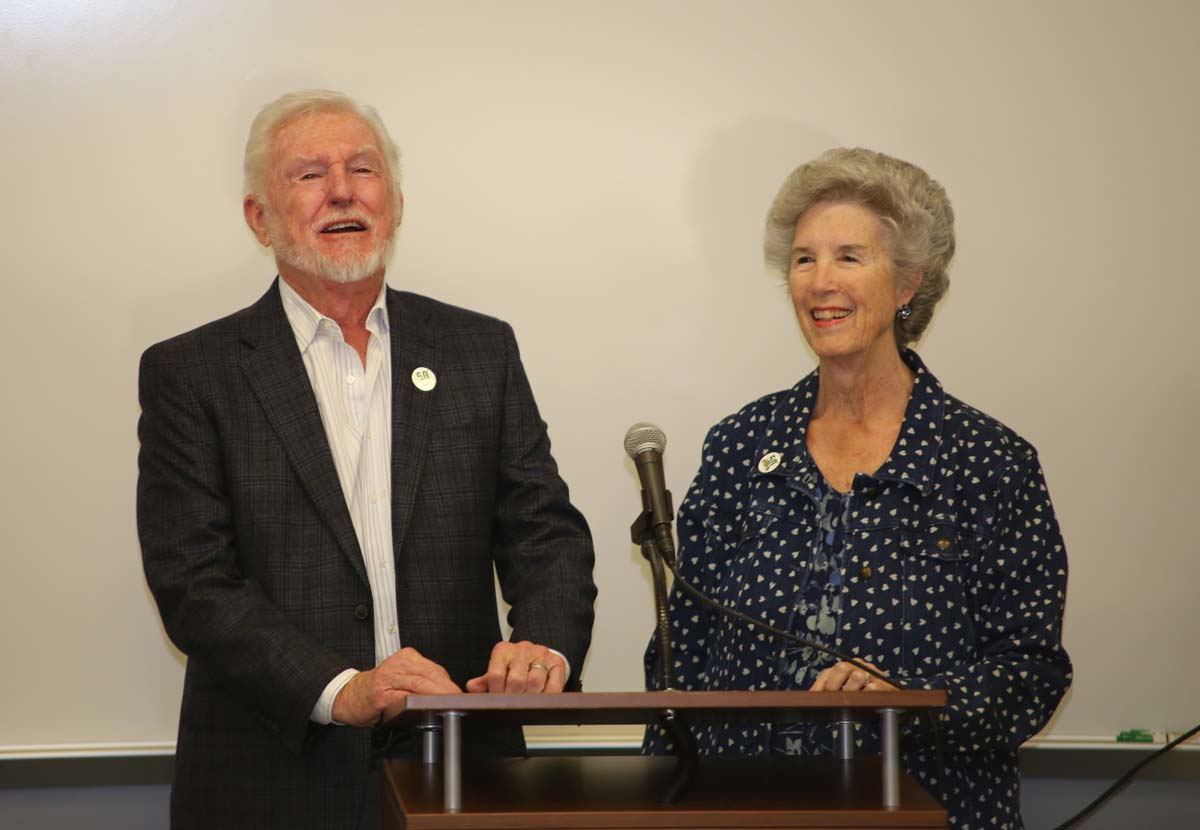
[381,690,947,829]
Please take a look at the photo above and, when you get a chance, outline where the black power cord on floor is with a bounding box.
[1049,722,1200,829]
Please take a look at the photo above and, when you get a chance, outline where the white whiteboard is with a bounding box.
[1,0,1197,755]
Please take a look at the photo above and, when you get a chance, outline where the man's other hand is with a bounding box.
[465,641,566,694]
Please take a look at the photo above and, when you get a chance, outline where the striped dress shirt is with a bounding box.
[278,278,399,724]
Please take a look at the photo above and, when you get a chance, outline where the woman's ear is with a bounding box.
[898,270,924,307]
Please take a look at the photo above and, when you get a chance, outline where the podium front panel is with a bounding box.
[383,754,946,829]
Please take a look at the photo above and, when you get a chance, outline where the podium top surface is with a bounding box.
[385,689,945,728]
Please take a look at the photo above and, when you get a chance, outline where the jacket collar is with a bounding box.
[384,288,437,557]
[237,280,369,584]
[750,350,945,497]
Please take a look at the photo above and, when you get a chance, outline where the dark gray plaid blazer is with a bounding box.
[137,282,596,829]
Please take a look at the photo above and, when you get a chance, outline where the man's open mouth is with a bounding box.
[320,221,368,234]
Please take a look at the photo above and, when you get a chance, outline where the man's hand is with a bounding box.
[465,641,566,694]
[332,647,462,727]
[810,659,897,692]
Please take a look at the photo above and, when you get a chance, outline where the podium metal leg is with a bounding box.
[836,709,855,760]
[442,711,463,812]
[880,707,900,808]
[418,713,441,764]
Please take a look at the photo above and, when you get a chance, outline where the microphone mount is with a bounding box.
[626,423,697,803]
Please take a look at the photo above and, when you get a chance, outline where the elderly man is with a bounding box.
[137,90,597,829]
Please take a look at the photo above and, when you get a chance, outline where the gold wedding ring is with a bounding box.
[529,662,551,673]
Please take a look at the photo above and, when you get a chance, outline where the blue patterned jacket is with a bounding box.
[644,351,1071,830]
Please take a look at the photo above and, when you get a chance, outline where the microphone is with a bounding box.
[624,422,676,563]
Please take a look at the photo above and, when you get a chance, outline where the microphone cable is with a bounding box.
[656,554,948,800]
[661,558,903,688]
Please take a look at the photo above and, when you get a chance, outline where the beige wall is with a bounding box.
[1,0,1197,754]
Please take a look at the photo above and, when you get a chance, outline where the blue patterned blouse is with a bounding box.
[643,351,1072,830]
[770,479,848,755]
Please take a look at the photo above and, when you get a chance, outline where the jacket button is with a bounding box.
[859,565,873,580]
[353,604,370,621]
[863,486,881,498]
[936,538,952,552]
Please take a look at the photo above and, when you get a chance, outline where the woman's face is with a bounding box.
[788,200,917,364]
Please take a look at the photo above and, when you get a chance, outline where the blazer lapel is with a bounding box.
[238,282,369,586]
[387,290,435,556]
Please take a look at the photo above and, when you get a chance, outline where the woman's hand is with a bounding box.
[810,659,897,692]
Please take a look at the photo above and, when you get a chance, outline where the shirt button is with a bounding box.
[388,625,397,634]
[859,565,873,580]
[346,375,356,384]
[353,604,370,621]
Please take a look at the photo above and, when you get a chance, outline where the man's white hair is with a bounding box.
[243,89,403,214]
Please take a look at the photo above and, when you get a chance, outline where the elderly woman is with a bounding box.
[644,148,1071,830]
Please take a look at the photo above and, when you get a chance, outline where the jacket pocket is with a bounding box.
[898,523,977,676]
[702,508,791,689]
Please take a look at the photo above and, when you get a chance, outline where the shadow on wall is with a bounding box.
[672,116,842,410]
[681,115,841,290]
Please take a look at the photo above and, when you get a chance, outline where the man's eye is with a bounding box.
[299,172,322,181]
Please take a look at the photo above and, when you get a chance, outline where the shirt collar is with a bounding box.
[872,350,945,494]
[752,349,945,496]
[278,276,390,354]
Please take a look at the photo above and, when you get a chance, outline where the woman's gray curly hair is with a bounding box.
[763,147,955,347]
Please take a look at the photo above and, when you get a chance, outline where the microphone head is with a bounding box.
[624,422,666,458]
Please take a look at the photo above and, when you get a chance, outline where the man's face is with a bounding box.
[246,110,400,285]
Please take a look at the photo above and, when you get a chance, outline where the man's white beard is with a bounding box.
[269,217,395,284]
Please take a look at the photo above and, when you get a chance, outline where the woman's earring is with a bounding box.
[896,304,912,321]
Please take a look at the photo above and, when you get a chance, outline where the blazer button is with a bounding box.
[859,565,873,580]
[863,486,881,498]
[353,604,370,621]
